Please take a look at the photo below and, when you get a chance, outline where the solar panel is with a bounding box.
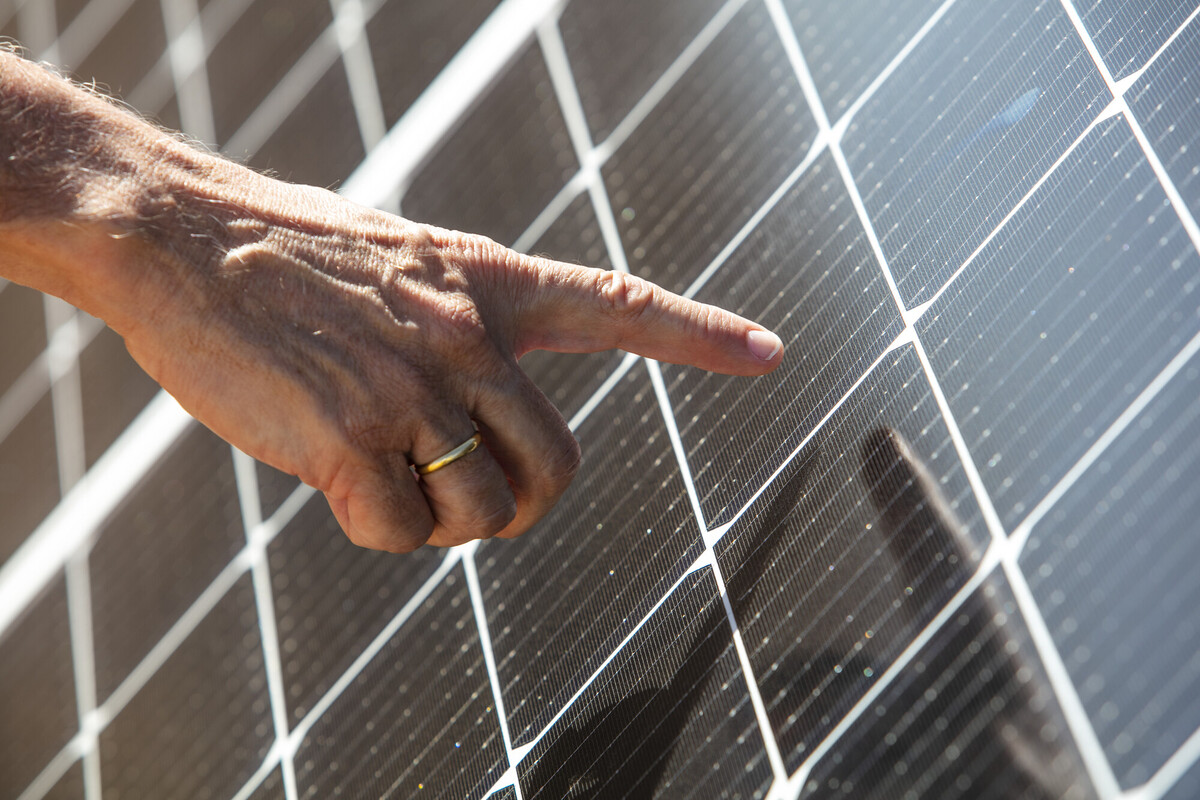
[1,0,1199,798]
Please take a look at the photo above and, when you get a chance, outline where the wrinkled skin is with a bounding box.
[0,49,783,552]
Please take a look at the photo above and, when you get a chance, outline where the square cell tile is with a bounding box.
[99,574,273,800]
[268,493,443,723]
[292,562,507,800]
[715,345,987,770]
[663,151,904,525]
[842,0,1110,307]
[89,424,245,701]
[803,574,1096,800]
[518,569,772,800]
[603,0,818,295]
[1021,349,1200,787]
[920,115,1200,528]
[477,363,704,746]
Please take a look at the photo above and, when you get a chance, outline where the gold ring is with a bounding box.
[414,432,483,476]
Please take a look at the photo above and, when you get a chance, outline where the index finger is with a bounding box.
[513,260,784,376]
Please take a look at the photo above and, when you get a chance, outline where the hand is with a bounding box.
[0,50,784,552]
[97,178,784,552]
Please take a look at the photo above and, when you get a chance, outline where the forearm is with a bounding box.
[0,48,300,336]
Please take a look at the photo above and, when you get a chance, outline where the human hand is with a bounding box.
[89,177,782,553]
[0,50,783,552]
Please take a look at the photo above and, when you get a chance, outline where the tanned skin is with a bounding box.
[0,48,784,552]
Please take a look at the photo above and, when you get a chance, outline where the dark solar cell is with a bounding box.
[78,326,159,468]
[204,0,332,146]
[249,61,364,188]
[603,0,817,295]
[256,461,301,520]
[1128,15,1200,221]
[268,493,443,723]
[662,150,904,525]
[781,0,942,120]
[920,115,1200,528]
[293,563,507,800]
[1078,0,1198,80]
[843,0,1110,308]
[402,42,578,246]
[517,190,625,420]
[247,767,286,800]
[1022,350,1200,787]
[519,569,773,800]
[365,0,502,127]
[0,575,76,799]
[44,759,84,800]
[804,574,1096,800]
[477,363,704,746]
[716,345,987,771]
[485,787,517,800]
[89,424,245,701]
[0,393,60,566]
[558,0,727,143]
[0,282,46,392]
[69,0,167,100]
[99,574,273,800]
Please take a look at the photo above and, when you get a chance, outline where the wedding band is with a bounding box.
[414,432,483,476]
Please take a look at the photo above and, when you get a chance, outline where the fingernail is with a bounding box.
[747,329,783,361]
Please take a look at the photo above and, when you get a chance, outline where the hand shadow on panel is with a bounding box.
[518,473,812,799]
[852,428,1089,799]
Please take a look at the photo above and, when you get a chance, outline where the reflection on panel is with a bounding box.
[921,115,1200,527]
[99,574,272,800]
[0,575,76,799]
[663,151,904,524]
[89,425,245,700]
[559,0,727,142]
[804,574,1096,800]
[366,0,502,127]
[1077,0,1199,80]
[603,0,817,294]
[249,61,364,188]
[478,364,703,746]
[716,345,987,771]
[292,563,507,800]
[268,494,443,723]
[843,0,1109,307]
[518,569,772,800]
[781,0,942,119]
[1128,15,1200,220]
[1166,760,1200,800]
[204,0,333,146]
[1022,351,1200,787]
[402,42,578,246]
[517,190,626,421]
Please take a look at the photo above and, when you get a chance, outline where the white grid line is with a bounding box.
[16,0,57,62]
[1127,722,1200,800]
[5,2,1200,798]
[462,546,526,800]
[231,449,299,800]
[160,0,215,145]
[329,0,387,151]
[50,0,137,72]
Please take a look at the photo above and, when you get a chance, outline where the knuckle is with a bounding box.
[543,431,582,493]
[595,270,656,328]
